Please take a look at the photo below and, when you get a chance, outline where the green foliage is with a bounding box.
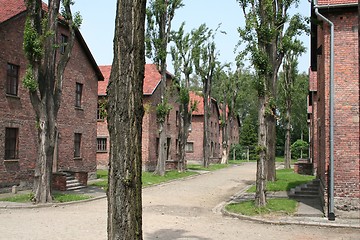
[23,18,43,61]
[98,98,108,119]
[226,198,298,216]
[247,168,315,192]
[178,86,190,105]
[156,102,172,123]
[0,192,91,203]
[291,139,309,159]
[23,66,38,92]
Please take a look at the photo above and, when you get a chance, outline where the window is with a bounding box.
[185,142,194,153]
[75,83,83,107]
[60,34,68,54]
[6,63,19,96]
[5,128,19,159]
[74,133,82,158]
[176,111,179,126]
[97,138,107,152]
[97,102,105,120]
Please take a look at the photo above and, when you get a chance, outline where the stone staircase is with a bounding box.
[289,179,320,198]
[64,172,86,191]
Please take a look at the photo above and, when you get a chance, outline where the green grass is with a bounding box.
[0,193,92,203]
[247,168,315,192]
[187,163,229,171]
[225,198,298,216]
[90,169,198,189]
[142,171,197,187]
[96,169,108,179]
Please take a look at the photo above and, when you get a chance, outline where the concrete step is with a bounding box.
[66,185,86,191]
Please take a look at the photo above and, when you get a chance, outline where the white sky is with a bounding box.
[72,0,310,74]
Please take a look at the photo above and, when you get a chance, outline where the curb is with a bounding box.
[0,195,107,209]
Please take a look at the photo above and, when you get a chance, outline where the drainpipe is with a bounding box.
[313,0,335,221]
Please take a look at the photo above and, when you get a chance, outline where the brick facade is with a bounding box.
[96,65,180,171]
[0,2,102,188]
[309,2,359,213]
[187,92,222,162]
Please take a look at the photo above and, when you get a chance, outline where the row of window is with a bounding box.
[3,127,82,160]
[6,63,84,107]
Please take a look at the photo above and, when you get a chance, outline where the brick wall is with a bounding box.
[0,13,98,187]
[315,8,359,211]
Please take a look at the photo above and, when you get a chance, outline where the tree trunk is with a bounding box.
[284,97,292,169]
[255,95,267,207]
[203,80,211,168]
[221,101,229,164]
[33,105,56,203]
[107,0,146,239]
[177,101,191,172]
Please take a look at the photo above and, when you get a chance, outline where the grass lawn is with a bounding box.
[225,198,298,216]
[0,192,92,203]
[187,163,229,171]
[90,169,199,189]
[247,168,315,192]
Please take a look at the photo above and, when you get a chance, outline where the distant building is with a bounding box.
[308,0,359,216]
[186,92,222,163]
[96,64,180,171]
[0,0,103,188]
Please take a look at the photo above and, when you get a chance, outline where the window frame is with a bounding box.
[75,83,83,108]
[5,128,19,160]
[60,34,68,54]
[185,142,194,153]
[6,63,19,96]
[74,133,82,158]
[97,138,107,152]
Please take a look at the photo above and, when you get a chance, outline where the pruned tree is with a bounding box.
[107,0,146,239]
[279,39,305,169]
[192,24,220,168]
[23,0,81,203]
[170,22,201,172]
[237,0,308,207]
[146,0,183,176]
[237,0,308,183]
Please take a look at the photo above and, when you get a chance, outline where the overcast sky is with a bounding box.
[72,0,310,74]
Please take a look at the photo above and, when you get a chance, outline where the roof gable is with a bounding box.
[98,64,164,96]
[190,91,220,117]
[0,0,103,81]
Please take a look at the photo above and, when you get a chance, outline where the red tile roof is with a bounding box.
[98,64,162,96]
[0,0,26,23]
[317,0,357,5]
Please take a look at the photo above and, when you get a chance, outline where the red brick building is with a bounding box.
[97,64,180,171]
[186,91,222,163]
[0,0,103,188]
[308,0,359,216]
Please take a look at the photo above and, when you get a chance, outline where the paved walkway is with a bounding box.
[0,162,359,240]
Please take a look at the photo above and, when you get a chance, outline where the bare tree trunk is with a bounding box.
[203,79,211,168]
[107,0,146,239]
[33,106,56,203]
[255,95,267,207]
[177,101,191,172]
[221,101,229,164]
[284,97,292,169]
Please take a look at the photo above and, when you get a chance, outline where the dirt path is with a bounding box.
[0,162,359,240]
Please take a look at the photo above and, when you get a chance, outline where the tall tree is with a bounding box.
[170,23,204,172]
[237,0,308,206]
[107,0,146,239]
[279,39,305,169]
[24,0,81,203]
[212,67,240,164]
[146,0,183,176]
[192,25,219,168]
[237,0,308,182]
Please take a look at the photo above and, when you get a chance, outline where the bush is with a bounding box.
[291,139,309,159]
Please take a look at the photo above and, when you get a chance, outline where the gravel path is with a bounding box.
[0,162,359,240]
